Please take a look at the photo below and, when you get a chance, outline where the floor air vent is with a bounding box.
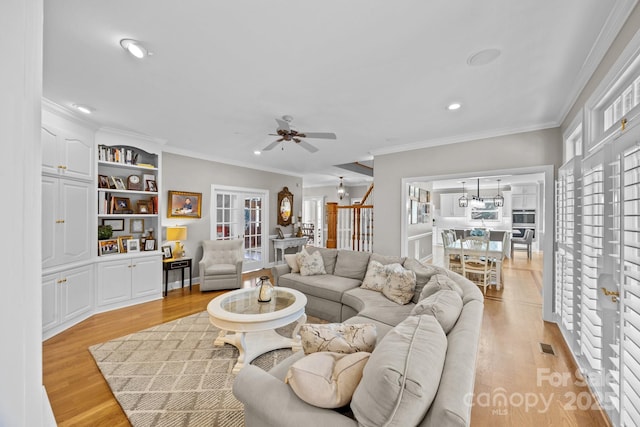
[539,343,556,356]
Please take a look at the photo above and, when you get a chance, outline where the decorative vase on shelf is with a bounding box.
[257,275,274,302]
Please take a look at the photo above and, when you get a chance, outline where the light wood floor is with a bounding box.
[43,257,612,426]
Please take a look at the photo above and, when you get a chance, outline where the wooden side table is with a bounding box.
[162,257,192,297]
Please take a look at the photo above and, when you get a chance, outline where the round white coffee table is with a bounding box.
[207,287,307,373]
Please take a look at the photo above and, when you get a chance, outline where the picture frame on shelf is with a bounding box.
[113,197,132,214]
[410,200,418,224]
[168,191,202,218]
[99,239,119,256]
[117,235,133,253]
[102,218,125,231]
[144,239,156,251]
[162,245,173,259]
[143,173,155,189]
[111,176,126,190]
[98,175,110,189]
[137,200,151,214]
[130,218,144,234]
[127,239,140,253]
[276,227,285,239]
[146,180,157,192]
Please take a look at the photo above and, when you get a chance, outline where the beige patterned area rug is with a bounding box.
[89,311,310,427]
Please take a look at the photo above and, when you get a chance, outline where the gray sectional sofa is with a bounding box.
[233,247,484,427]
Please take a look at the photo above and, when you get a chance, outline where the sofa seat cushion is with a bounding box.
[300,323,377,354]
[342,288,416,327]
[410,289,463,334]
[285,351,371,409]
[204,264,236,275]
[279,273,361,303]
[351,315,447,427]
[334,250,371,280]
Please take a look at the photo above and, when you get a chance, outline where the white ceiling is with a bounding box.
[43,0,626,187]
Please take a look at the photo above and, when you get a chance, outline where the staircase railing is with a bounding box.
[326,183,374,251]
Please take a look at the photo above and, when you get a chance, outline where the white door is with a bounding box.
[212,186,268,272]
[303,196,325,247]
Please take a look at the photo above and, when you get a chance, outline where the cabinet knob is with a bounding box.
[132,264,137,268]
[57,165,67,170]
[56,219,65,224]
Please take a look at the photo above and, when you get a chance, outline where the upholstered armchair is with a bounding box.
[199,239,244,291]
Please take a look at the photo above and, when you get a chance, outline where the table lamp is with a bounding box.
[167,226,187,258]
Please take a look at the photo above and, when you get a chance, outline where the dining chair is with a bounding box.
[511,229,534,259]
[461,236,492,294]
[490,232,510,287]
[441,230,463,274]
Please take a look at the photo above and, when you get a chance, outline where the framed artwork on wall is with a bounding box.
[168,191,202,218]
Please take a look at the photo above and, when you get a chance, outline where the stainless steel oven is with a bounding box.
[512,209,536,226]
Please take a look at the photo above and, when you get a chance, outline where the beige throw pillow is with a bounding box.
[361,260,388,292]
[284,253,300,273]
[403,258,451,303]
[300,323,377,355]
[285,351,371,408]
[381,263,416,305]
[298,249,326,276]
[410,289,463,334]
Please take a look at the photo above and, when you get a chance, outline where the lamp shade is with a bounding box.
[167,226,187,241]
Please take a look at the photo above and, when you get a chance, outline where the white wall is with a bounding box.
[373,127,563,256]
[0,0,48,425]
[303,183,370,206]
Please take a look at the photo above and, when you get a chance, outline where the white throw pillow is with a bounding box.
[381,263,416,305]
[285,351,370,409]
[299,323,377,355]
[298,249,326,276]
[361,260,388,292]
[284,253,300,273]
[410,289,463,334]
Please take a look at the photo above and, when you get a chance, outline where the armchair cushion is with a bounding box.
[204,264,237,275]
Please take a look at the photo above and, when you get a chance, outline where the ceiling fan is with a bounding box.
[262,115,336,153]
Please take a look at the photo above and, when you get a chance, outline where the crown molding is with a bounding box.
[97,126,167,145]
[370,121,559,157]
[162,144,304,179]
[41,98,100,129]
[558,0,639,125]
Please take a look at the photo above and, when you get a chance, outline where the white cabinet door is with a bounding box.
[132,255,162,298]
[41,125,93,181]
[511,194,524,210]
[97,258,132,306]
[42,272,59,331]
[523,194,537,210]
[59,179,92,264]
[42,177,92,269]
[439,194,453,217]
[61,265,93,321]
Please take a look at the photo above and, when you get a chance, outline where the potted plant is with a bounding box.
[98,225,113,240]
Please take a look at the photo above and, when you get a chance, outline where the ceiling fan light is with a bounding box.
[120,39,147,59]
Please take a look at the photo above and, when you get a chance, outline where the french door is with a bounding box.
[211,185,269,272]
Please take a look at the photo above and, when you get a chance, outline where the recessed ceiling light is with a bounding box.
[467,48,501,66]
[120,39,148,59]
[72,104,94,114]
[447,103,462,111]
[254,150,261,155]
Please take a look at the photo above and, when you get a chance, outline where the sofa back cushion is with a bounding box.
[403,258,451,303]
[410,290,463,334]
[419,274,464,301]
[334,250,371,280]
[370,253,406,266]
[351,315,447,427]
[306,247,338,275]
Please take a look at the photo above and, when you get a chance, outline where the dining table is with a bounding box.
[444,239,506,290]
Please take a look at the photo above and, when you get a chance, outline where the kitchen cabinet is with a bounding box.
[41,124,93,181]
[511,185,537,210]
[440,193,467,217]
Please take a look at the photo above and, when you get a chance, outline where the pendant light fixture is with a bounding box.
[458,182,468,207]
[469,179,485,208]
[494,179,504,207]
[337,177,346,200]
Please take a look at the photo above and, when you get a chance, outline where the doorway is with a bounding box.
[302,196,325,247]
[211,185,269,272]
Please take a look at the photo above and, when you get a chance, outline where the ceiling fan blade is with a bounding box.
[275,118,291,132]
[299,132,336,139]
[297,139,319,153]
[262,139,282,151]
